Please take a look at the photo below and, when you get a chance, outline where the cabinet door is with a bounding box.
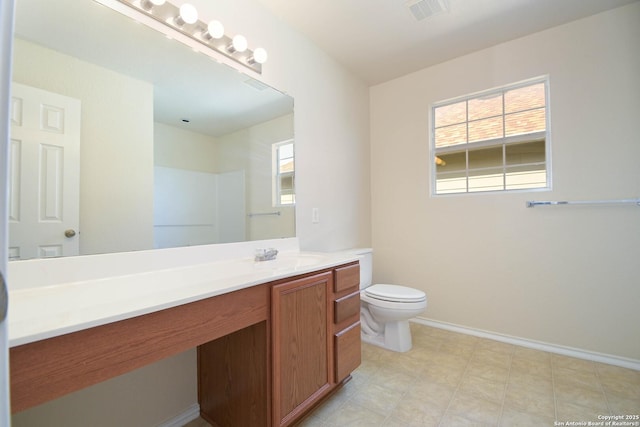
[272,272,333,427]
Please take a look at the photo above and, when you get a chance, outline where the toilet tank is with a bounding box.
[345,248,372,290]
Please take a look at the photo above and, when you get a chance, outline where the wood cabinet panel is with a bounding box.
[272,272,333,427]
[334,263,359,293]
[334,290,360,325]
[334,322,361,383]
[198,322,268,427]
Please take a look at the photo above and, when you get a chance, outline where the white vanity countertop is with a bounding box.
[8,250,361,347]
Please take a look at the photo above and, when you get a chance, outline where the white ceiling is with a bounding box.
[256,0,638,85]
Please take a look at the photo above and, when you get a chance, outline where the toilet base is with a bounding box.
[361,319,413,353]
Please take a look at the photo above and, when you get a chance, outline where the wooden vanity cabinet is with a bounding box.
[10,261,361,427]
[270,261,361,427]
[197,262,361,427]
[271,271,333,427]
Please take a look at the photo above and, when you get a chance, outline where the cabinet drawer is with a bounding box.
[334,263,359,293]
[334,322,361,383]
[334,291,360,324]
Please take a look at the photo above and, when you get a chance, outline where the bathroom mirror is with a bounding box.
[9,0,295,260]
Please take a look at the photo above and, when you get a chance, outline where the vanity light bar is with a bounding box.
[108,0,266,73]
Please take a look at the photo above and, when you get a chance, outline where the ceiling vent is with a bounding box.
[405,0,451,21]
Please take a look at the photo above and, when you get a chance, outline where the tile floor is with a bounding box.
[187,323,640,426]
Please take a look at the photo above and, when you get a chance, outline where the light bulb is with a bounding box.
[177,3,198,25]
[205,20,224,39]
[140,0,165,10]
[252,47,268,64]
[231,34,248,53]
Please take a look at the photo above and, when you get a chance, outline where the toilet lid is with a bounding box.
[365,284,426,303]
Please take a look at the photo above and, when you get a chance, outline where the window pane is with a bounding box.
[436,151,467,194]
[505,140,545,166]
[468,147,503,170]
[436,151,466,173]
[468,168,504,192]
[468,94,502,121]
[505,83,545,113]
[280,175,294,191]
[468,116,503,142]
[436,180,467,194]
[505,108,545,136]
[505,165,546,190]
[436,171,467,194]
[274,141,295,205]
[434,101,466,128]
[279,143,294,159]
[280,194,295,204]
[435,123,467,148]
[279,158,294,174]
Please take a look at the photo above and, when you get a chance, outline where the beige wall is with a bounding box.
[370,3,640,360]
[12,38,155,256]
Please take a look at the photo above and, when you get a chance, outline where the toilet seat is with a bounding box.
[361,292,427,311]
[364,284,426,303]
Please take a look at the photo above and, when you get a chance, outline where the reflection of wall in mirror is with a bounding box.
[153,121,250,246]
[154,122,219,173]
[155,113,294,243]
[218,114,295,241]
[12,38,155,256]
[153,166,246,248]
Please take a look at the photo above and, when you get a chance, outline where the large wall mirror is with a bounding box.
[9,0,295,261]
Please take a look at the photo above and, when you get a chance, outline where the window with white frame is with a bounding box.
[432,77,550,195]
[273,140,295,206]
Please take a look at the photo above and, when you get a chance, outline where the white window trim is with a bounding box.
[429,76,552,196]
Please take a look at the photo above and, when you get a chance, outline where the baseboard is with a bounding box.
[157,403,200,427]
[412,317,640,372]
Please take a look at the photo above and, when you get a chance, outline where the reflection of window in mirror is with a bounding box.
[273,140,295,206]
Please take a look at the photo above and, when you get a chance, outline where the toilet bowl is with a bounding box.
[348,249,427,352]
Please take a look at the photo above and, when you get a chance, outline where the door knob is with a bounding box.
[64,229,77,238]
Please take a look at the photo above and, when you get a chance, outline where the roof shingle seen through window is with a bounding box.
[434,101,466,127]
[505,83,545,113]
[434,82,546,148]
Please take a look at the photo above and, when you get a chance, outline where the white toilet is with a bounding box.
[353,248,427,352]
